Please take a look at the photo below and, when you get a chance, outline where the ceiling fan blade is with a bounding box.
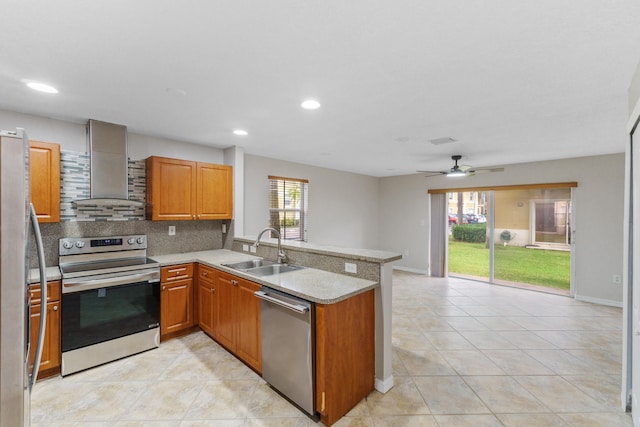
[417,170,447,174]
[467,167,505,174]
[459,165,473,172]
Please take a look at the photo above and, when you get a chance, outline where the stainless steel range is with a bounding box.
[58,235,160,376]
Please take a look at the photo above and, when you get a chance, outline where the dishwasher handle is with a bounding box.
[254,290,309,314]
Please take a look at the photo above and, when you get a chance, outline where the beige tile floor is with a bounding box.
[32,271,632,426]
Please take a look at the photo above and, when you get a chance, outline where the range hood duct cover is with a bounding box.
[73,119,144,207]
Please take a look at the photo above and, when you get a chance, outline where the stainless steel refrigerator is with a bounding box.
[0,128,48,427]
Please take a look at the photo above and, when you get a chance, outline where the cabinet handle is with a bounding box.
[193,215,196,220]
[53,305,58,311]
[162,286,166,291]
[211,288,215,293]
[202,271,208,276]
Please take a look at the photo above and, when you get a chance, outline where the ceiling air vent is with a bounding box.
[428,136,457,145]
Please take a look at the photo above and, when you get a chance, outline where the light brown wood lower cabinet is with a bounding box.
[235,278,261,372]
[160,264,195,340]
[29,281,61,379]
[197,265,217,337]
[216,271,262,373]
[315,289,375,427]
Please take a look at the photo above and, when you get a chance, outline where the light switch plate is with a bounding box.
[243,244,249,252]
[168,226,176,236]
[250,246,257,253]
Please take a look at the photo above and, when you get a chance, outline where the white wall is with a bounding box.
[629,61,640,116]
[380,153,626,305]
[0,109,86,151]
[244,154,380,249]
[379,174,430,273]
[0,109,225,163]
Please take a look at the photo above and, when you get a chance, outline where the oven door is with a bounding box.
[61,274,160,353]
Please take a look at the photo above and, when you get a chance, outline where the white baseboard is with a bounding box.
[392,266,429,275]
[374,376,394,393]
[574,294,623,308]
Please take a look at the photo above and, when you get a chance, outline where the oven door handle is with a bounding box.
[63,271,160,293]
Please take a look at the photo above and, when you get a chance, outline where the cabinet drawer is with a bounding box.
[29,280,61,304]
[161,264,194,282]
[198,264,217,282]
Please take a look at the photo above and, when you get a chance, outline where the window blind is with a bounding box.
[268,176,308,242]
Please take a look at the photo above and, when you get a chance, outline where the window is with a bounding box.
[268,176,308,241]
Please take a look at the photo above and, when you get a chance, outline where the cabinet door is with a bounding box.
[160,278,194,336]
[315,290,375,426]
[29,301,61,377]
[198,279,216,337]
[146,156,197,220]
[29,141,60,223]
[215,272,237,351]
[197,163,233,220]
[236,278,261,372]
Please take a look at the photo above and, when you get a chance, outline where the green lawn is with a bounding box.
[448,240,571,290]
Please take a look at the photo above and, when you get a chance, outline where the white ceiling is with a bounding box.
[2,1,640,177]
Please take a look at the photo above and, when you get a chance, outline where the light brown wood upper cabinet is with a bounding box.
[146,156,232,221]
[29,141,60,223]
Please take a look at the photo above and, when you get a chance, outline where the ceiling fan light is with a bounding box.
[446,170,466,177]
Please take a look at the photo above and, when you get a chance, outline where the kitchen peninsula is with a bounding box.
[149,245,399,426]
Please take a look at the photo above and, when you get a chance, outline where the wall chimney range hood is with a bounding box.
[73,119,144,207]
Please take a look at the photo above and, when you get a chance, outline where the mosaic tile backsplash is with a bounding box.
[60,150,146,221]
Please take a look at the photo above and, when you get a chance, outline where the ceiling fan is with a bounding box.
[418,155,504,178]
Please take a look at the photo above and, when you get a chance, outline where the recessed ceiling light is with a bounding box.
[26,82,58,94]
[233,129,248,136]
[301,99,321,110]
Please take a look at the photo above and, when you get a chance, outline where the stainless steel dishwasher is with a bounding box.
[255,286,315,416]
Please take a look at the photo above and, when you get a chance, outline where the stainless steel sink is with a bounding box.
[223,259,277,271]
[223,259,305,277]
[246,263,305,277]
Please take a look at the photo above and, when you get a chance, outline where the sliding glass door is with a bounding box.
[446,185,573,293]
[492,187,572,292]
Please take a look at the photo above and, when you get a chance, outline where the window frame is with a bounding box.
[268,175,309,242]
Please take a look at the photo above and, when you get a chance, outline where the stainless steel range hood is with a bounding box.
[73,119,144,207]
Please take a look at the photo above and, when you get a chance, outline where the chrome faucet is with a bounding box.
[254,227,288,264]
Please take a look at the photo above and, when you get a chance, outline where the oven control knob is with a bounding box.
[63,241,74,249]
[75,241,85,248]
[136,237,145,244]
[127,238,136,245]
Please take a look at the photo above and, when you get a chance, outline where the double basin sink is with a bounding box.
[223,259,305,277]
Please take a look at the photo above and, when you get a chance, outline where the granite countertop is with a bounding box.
[28,266,62,284]
[234,236,403,264]
[150,249,378,304]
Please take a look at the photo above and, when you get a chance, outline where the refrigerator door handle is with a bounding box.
[29,203,47,390]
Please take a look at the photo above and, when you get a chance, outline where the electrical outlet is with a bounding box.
[613,274,622,284]
[345,262,357,274]
[242,244,249,252]
[222,223,227,233]
[168,226,176,236]
[250,245,257,253]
